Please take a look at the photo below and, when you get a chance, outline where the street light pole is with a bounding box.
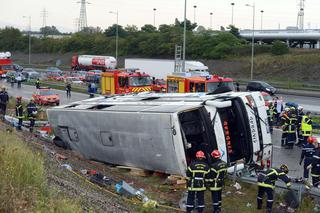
[153,8,156,27]
[193,5,197,23]
[210,12,213,29]
[23,16,31,65]
[182,0,187,73]
[109,11,119,61]
[260,10,264,30]
[231,3,235,25]
[246,3,255,80]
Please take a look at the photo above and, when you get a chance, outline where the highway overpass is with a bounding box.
[240,29,320,48]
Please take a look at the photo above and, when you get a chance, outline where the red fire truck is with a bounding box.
[0,52,13,76]
[101,70,153,95]
[167,72,234,93]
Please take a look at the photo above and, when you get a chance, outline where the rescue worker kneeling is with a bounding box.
[186,151,210,213]
[207,150,227,213]
[257,164,291,213]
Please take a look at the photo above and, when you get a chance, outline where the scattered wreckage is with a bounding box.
[47,91,272,176]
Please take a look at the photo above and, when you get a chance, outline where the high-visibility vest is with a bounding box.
[301,115,312,136]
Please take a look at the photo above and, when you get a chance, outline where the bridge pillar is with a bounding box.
[286,40,290,47]
[317,40,320,49]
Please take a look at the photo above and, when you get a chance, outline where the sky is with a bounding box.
[1,0,320,32]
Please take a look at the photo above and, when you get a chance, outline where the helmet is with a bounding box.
[196,151,205,159]
[1,85,6,90]
[307,136,315,144]
[30,97,34,102]
[16,96,22,101]
[280,164,289,174]
[298,106,303,111]
[284,107,290,112]
[211,150,221,159]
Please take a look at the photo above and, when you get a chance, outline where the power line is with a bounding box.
[40,8,48,28]
[77,0,91,31]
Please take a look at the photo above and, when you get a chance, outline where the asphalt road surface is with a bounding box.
[271,128,304,179]
[278,94,320,113]
[1,80,88,105]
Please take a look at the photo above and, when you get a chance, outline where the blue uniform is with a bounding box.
[300,142,315,179]
[311,149,320,187]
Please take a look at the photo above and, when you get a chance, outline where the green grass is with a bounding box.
[0,130,82,212]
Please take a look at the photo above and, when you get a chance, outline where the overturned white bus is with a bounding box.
[47,91,272,176]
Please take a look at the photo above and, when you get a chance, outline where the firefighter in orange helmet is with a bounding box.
[207,150,228,213]
[186,151,210,213]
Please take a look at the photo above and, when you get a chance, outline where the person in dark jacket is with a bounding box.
[26,98,37,133]
[0,86,9,121]
[307,138,320,187]
[280,108,290,147]
[207,150,228,213]
[257,164,291,213]
[15,96,24,130]
[300,136,316,180]
[296,106,305,146]
[66,83,71,99]
[186,151,210,213]
[286,107,298,149]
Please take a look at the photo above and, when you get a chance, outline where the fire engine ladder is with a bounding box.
[174,45,182,73]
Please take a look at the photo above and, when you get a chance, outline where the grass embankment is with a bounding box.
[0,131,81,212]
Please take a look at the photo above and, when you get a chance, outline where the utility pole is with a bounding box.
[109,11,119,60]
[297,0,305,30]
[260,10,264,30]
[193,5,197,23]
[210,12,213,29]
[153,8,157,27]
[23,16,31,65]
[245,3,255,80]
[182,0,187,73]
[231,3,235,25]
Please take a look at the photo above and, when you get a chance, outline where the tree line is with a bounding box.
[0,19,288,59]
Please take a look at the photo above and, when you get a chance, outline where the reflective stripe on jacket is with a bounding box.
[186,160,210,191]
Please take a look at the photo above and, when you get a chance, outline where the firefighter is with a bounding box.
[299,136,315,180]
[207,150,228,213]
[257,164,291,213]
[186,151,210,213]
[0,86,9,121]
[308,137,320,187]
[267,102,276,134]
[10,74,15,87]
[35,78,40,89]
[280,108,290,147]
[296,106,305,146]
[286,107,298,149]
[26,98,37,133]
[15,96,24,130]
[301,112,312,144]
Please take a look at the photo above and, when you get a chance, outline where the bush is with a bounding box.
[271,40,289,55]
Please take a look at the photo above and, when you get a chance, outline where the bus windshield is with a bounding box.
[207,81,235,92]
[129,76,152,86]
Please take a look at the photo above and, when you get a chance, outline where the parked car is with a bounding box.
[64,76,84,85]
[32,88,60,105]
[13,63,24,72]
[21,68,40,80]
[246,81,276,95]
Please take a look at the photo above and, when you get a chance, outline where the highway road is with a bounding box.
[277,93,320,113]
[1,80,88,105]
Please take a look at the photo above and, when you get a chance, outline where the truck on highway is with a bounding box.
[0,52,14,77]
[72,55,117,71]
[100,69,152,95]
[48,91,272,176]
[124,58,209,80]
